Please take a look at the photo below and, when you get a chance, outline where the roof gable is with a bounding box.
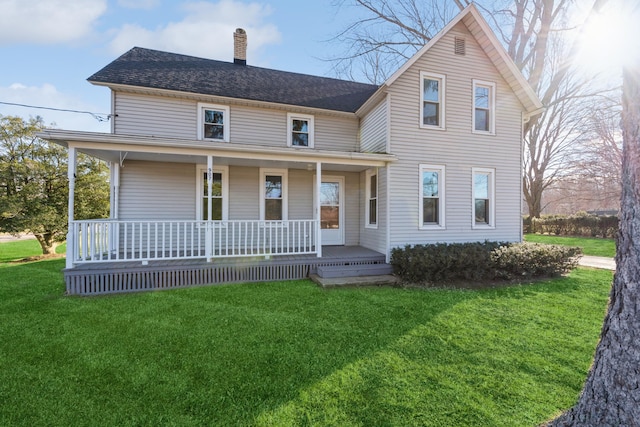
[88,47,379,113]
[384,3,543,115]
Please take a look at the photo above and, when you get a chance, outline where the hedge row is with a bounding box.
[524,213,618,238]
[390,241,581,286]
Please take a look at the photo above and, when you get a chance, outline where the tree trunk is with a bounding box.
[547,67,640,426]
[34,233,60,255]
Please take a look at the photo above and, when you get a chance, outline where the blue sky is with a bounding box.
[0,0,364,132]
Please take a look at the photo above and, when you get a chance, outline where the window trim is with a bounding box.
[420,71,446,130]
[260,168,288,221]
[365,168,378,229]
[196,165,229,221]
[472,167,495,229]
[419,164,446,230]
[287,112,315,148]
[197,102,230,142]
[472,80,496,135]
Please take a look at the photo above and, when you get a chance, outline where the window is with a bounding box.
[419,164,445,229]
[260,169,288,221]
[196,165,228,220]
[287,113,314,148]
[420,72,446,129]
[472,168,495,228]
[472,80,495,134]
[197,103,230,142]
[365,168,378,228]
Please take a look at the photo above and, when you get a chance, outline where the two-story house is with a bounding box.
[41,4,543,295]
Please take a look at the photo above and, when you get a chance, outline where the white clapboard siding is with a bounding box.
[359,167,387,254]
[119,161,196,220]
[387,21,524,248]
[343,171,361,246]
[360,98,388,153]
[114,92,361,152]
[315,115,360,152]
[229,166,260,220]
[114,93,197,138]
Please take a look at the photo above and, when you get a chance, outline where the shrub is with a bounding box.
[528,213,618,238]
[491,242,582,280]
[391,241,582,286]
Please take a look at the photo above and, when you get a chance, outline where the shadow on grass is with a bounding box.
[0,261,612,427]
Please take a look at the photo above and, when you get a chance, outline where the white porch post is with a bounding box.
[110,162,120,220]
[316,161,322,257]
[110,162,120,255]
[206,155,213,262]
[66,146,77,268]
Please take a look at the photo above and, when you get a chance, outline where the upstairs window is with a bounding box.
[287,113,314,148]
[365,168,378,228]
[197,103,230,142]
[472,80,495,134]
[419,164,445,229]
[420,72,446,129]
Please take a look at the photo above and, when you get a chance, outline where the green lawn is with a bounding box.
[0,238,66,263]
[524,233,616,258]
[0,243,612,426]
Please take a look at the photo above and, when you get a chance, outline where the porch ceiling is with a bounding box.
[39,129,395,172]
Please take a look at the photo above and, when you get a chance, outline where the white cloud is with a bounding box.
[108,0,281,63]
[117,0,159,9]
[0,0,107,45]
[0,83,110,133]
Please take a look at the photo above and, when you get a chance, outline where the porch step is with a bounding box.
[316,263,393,278]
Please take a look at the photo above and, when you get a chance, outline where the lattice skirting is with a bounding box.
[64,257,385,296]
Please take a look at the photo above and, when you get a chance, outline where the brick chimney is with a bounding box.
[233,28,247,65]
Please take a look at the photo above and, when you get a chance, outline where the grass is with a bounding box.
[0,239,66,263]
[524,233,616,258]
[0,243,612,426]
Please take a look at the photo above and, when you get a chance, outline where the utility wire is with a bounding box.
[0,101,111,122]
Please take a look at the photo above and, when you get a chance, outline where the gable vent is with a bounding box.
[454,37,466,55]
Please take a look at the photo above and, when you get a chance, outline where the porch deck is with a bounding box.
[64,246,388,295]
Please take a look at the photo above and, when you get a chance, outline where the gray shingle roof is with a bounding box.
[88,47,380,113]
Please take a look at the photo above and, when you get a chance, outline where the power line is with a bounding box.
[0,101,112,122]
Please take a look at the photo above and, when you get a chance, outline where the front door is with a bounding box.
[316,176,345,246]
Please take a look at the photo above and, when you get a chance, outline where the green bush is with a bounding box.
[391,241,582,286]
[527,212,618,238]
[491,242,582,280]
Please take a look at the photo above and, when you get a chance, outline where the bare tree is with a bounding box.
[330,0,460,83]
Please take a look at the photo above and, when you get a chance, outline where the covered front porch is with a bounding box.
[40,129,395,294]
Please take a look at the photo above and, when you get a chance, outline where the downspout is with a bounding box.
[385,92,392,263]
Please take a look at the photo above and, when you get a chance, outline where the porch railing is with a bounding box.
[70,219,319,264]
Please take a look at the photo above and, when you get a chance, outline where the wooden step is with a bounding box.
[316,263,393,278]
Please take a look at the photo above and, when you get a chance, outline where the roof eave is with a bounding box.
[89,81,361,118]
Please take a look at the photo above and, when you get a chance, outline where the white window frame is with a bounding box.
[420,71,446,130]
[197,102,230,142]
[196,165,229,221]
[365,168,378,229]
[472,167,495,229]
[419,164,446,229]
[472,80,496,135]
[287,113,315,148]
[260,168,288,221]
